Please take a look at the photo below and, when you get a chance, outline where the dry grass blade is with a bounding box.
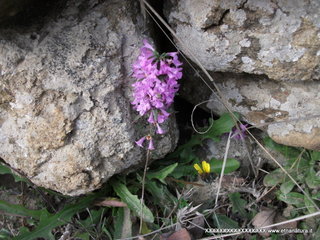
[139,0,146,20]
[95,198,127,207]
[177,203,202,225]
[214,132,232,208]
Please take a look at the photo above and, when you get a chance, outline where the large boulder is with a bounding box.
[165,0,320,81]
[205,74,320,150]
[165,0,320,150]
[181,70,320,150]
[0,0,178,196]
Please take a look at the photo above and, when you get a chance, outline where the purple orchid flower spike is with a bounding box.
[131,40,182,121]
[131,40,183,149]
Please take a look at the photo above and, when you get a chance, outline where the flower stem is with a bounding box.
[139,148,151,234]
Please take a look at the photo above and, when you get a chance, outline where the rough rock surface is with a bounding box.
[165,0,320,81]
[206,75,320,150]
[165,0,320,149]
[0,0,178,195]
[180,71,320,150]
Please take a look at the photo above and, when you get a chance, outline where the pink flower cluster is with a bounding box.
[131,40,183,149]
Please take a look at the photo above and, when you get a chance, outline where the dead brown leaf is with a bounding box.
[221,175,245,188]
[252,208,276,237]
[188,215,205,239]
[274,215,297,230]
[94,197,127,207]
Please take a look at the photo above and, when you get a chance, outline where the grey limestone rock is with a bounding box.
[165,0,320,81]
[165,0,320,150]
[180,71,320,150]
[206,74,320,150]
[0,0,178,195]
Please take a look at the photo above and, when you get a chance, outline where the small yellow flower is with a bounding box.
[202,160,210,173]
[194,161,210,174]
[194,163,203,174]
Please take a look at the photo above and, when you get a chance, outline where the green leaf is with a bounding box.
[111,180,154,223]
[147,163,178,184]
[210,158,240,174]
[166,137,201,160]
[280,180,295,194]
[0,200,47,220]
[113,208,132,239]
[228,192,248,219]
[13,193,102,240]
[296,234,305,240]
[278,192,305,207]
[102,227,113,240]
[305,168,320,189]
[0,164,12,175]
[179,148,198,163]
[212,214,239,228]
[264,137,302,160]
[310,151,320,161]
[0,228,12,239]
[140,221,151,235]
[16,225,54,240]
[74,232,90,240]
[202,112,239,141]
[312,192,320,200]
[145,180,177,209]
[304,195,317,214]
[170,165,196,179]
[78,209,104,229]
[166,113,238,160]
[263,169,285,187]
[0,163,27,183]
[113,208,124,239]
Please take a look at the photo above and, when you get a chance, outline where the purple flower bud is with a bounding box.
[135,136,146,148]
[148,111,156,124]
[156,124,165,134]
[148,138,155,150]
[157,109,170,123]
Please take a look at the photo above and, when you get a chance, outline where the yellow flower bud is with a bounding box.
[193,163,203,174]
[202,161,210,173]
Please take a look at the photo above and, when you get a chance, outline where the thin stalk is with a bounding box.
[139,149,151,234]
